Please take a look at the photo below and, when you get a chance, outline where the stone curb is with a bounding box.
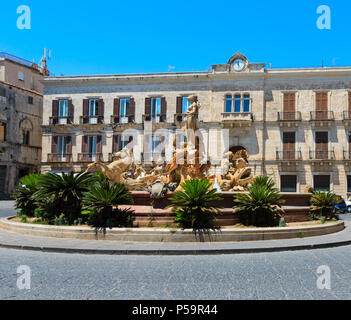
[1,238,351,256]
[0,217,345,242]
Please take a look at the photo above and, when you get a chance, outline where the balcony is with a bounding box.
[110,115,135,124]
[277,112,302,127]
[343,150,351,164]
[174,113,187,123]
[309,150,335,165]
[80,116,104,125]
[47,154,73,163]
[77,153,104,162]
[221,112,253,126]
[310,111,334,126]
[142,114,167,123]
[276,151,302,163]
[49,116,74,125]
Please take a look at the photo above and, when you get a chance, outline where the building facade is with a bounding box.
[0,53,44,198]
[41,52,351,199]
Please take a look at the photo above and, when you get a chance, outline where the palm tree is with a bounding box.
[233,177,284,227]
[82,179,133,230]
[32,172,96,224]
[168,179,223,231]
[13,174,41,217]
[310,191,341,220]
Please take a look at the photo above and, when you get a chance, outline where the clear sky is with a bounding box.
[0,0,349,76]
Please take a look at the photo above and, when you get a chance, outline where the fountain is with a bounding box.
[86,96,311,226]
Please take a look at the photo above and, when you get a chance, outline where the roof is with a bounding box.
[0,52,44,74]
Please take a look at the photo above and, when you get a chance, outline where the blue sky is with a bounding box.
[0,0,349,76]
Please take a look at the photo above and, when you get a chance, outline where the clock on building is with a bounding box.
[233,59,246,71]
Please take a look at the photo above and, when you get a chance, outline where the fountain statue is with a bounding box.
[86,95,257,194]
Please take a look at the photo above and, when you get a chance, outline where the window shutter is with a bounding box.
[68,100,73,119]
[145,98,151,121]
[113,135,120,153]
[98,99,104,117]
[83,99,89,116]
[114,98,120,116]
[129,98,135,118]
[52,100,59,117]
[97,135,102,153]
[176,97,182,114]
[82,136,88,153]
[66,136,72,155]
[316,92,328,111]
[145,98,151,115]
[161,97,166,114]
[51,136,58,153]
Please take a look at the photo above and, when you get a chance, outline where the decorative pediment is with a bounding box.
[227,52,248,65]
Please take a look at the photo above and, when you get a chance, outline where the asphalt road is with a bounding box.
[1,201,351,300]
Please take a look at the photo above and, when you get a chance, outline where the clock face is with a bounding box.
[233,59,245,71]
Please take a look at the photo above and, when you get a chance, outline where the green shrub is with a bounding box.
[82,179,133,230]
[168,179,223,231]
[13,174,41,217]
[233,176,284,227]
[32,172,96,224]
[310,191,340,220]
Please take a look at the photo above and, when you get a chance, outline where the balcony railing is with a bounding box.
[142,114,167,123]
[221,112,253,122]
[80,116,104,124]
[77,153,103,162]
[47,154,73,163]
[277,112,302,121]
[343,111,351,120]
[310,111,334,121]
[110,115,135,124]
[49,116,74,125]
[174,113,188,122]
[309,150,335,160]
[343,150,351,160]
[276,151,302,161]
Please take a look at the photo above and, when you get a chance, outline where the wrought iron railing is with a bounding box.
[49,116,74,125]
[276,151,302,161]
[77,153,103,162]
[110,115,135,124]
[309,150,335,160]
[47,154,73,163]
[80,116,104,124]
[277,112,302,121]
[142,114,167,123]
[310,111,334,121]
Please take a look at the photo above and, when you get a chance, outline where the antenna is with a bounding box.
[41,48,51,76]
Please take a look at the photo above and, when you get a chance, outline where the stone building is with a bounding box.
[41,52,351,199]
[0,53,45,198]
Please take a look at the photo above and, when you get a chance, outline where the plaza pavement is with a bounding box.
[0,201,351,255]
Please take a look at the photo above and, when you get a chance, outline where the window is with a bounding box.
[182,97,190,114]
[120,98,130,123]
[281,175,297,192]
[28,96,33,104]
[18,72,24,81]
[22,131,30,146]
[225,95,232,113]
[151,98,161,120]
[59,100,68,117]
[119,136,130,151]
[314,175,330,192]
[57,137,67,156]
[0,123,6,142]
[348,176,351,193]
[224,94,251,113]
[234,95,241,112]
[88,136,97,156]
[243,94,250,112]
[89,99,99,117]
